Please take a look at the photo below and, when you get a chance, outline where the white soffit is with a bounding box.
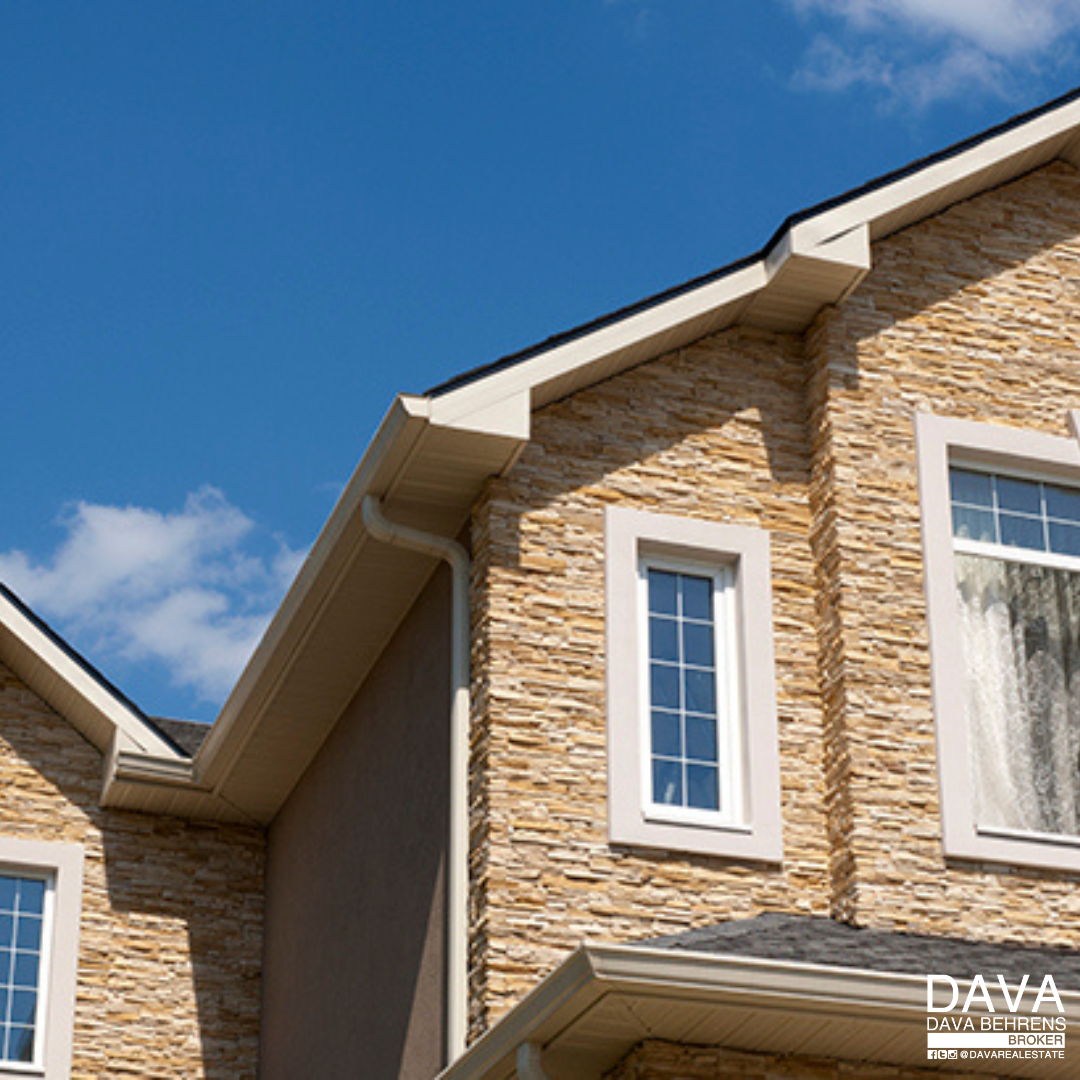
[441,944,1080,1080]
[130,392,531,823]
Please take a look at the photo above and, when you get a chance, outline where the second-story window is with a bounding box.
[605,506,783,862]
[0,873,48,1067]
[950,466,1080,837]
[642,561,739,823]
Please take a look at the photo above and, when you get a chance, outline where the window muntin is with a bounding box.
[0,874,49,1068]
[951,467,1080,558]
[641,561,739,823]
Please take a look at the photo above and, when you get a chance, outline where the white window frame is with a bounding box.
[0,838,83,1080]
[606,506,783,861]
[917,411,1080,871]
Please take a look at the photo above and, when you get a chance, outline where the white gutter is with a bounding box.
[360,495,472,1066]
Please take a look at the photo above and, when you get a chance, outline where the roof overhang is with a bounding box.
[0,587,182,762]
[439,944,1080,1079]
[102,392,529,823]
[99,87,1080,824]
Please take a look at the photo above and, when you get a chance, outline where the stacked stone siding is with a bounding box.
[469,327,832,1032]
[468,158,1080,1036]
[0,661,264,1078]
[806,160,1080,939]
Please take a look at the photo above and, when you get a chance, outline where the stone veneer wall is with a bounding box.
[468,159,1080,1034]
[805,160,1080,937]
[0,662,264,1078]
[468,326,832,1033]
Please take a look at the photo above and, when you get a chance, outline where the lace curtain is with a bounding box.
[956,554,1080,835]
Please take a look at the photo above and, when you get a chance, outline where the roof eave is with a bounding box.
[105,87,1080,824]
[440,944,1080,1079]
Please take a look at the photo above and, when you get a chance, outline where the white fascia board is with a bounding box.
[429,261,770,426]
[191,385,527,804]
[790,96,1080,250]
[0,589,180,758]
[442,942,1080,1079]
[192,392,433,788]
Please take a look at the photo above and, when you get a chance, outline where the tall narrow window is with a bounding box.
[950,466,1080,837]
[606,506,782,861]
[642,562,737,821]
[0,873,49,1068]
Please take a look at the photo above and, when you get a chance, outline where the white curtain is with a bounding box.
[956,554,1080,835]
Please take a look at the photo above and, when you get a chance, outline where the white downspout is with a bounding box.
[360,495,471,1065]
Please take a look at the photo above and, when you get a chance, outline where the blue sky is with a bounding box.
[4,1,1080,722]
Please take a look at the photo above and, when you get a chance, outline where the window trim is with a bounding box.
[917,412,1080,871]
[0,838,83,1079]
[605,506,783,861]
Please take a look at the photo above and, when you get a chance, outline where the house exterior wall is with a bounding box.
[260,563,451,1080]
[468,326,832,1033]
[0,660,264,1078]
[468,159,1080,1033]
[807,159,1080,936]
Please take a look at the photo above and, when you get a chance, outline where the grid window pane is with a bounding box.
[996,476,1042,515]
[684,669,716,715]
[952,505,995,542]
[999,513,1044,551]
[14,918,40,953]
[12,954,38,989]
[1049,520,1080,558]
[650,664,680,709]
[9,992,34,1027]
[1046,483,1080,523]
[647,570,678,615]
[652,759,682,806]
[950,468,994,507]
[682,621,714,668]
[648,617,679,662]
[651,711,681,758]
[681,576,712,621]
[18,881,44,918]
[687,764,720,811]
[686,715,718,763]
[6,1026,33,1064]
[0,883,17,915]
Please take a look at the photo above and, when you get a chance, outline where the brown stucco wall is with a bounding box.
[807,159,1080,937]
[0,661,264,1078]
[468,326,831,1033]
[467,159,1080,1034]
[260,563,451,1080]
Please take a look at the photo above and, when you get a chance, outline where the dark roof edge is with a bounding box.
[425,83,1080,401]
[0,581,190,759]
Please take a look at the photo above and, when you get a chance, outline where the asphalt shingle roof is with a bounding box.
[644,913,1080,991]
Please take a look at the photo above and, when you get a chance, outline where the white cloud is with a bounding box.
[788,0,1080,106]
[0,489,305,710]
